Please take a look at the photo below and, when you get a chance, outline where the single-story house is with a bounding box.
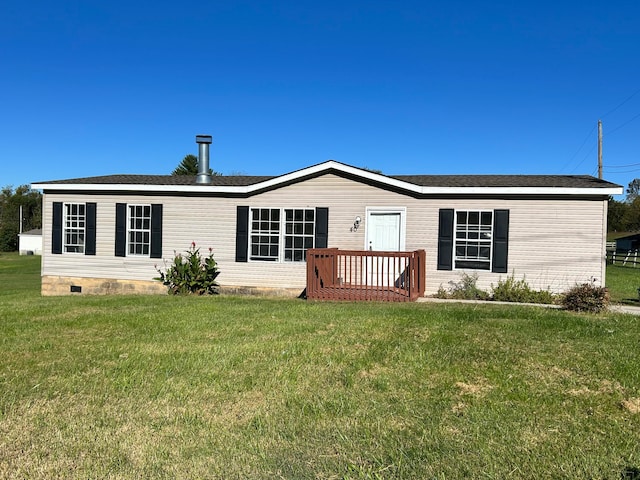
[31,136,622,296]
[18,228,43,255]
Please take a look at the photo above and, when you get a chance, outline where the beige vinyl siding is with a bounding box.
[41,174,608,294]
[423,199,607,293]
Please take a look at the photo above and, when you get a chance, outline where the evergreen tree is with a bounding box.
[172,154,221,176]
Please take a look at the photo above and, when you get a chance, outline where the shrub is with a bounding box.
[491,274,556,304]
[155,242,220,295]
[446,272,490,300]
[561,280,608,313]
[434,284,450,299]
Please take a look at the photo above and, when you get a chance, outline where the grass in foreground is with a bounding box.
[1,254,639,479]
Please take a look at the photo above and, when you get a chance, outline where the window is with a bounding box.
[437,208,509,273]
[454,210,493,270]
[250,208,280,261]
[115,203,162,258]
[284,209,315,261]
[249,207,315,262]
[236,206,327,263]
[128,205,151,255]
[52,202,95,255]
[64,203,86,253]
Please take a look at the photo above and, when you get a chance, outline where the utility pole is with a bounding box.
[598,119,603,179]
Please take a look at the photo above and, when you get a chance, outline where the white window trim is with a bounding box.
[364,206,407,251]
[249,207,281,262]
[127,204,152,257]
[63,202,86,254]
[249,207,316,263]
[453,209,493,270]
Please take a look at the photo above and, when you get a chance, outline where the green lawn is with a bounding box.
[1,253,639,479]
[607,263,640,304]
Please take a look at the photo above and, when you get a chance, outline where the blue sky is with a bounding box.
[1,1,638,198]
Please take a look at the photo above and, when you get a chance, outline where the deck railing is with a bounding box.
[306,248,426,301]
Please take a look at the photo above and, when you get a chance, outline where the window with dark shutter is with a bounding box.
[438,208,510,272]
[237,206,329,262]
[115,203,162,258]
[53,202,95,255]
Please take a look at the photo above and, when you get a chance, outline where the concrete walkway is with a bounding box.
[417,296,640,315]
[610,304,640,315]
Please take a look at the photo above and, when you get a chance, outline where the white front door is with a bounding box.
[367,212,401,252]
[366,210,405,287]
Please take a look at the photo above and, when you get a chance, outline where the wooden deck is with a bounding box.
[306,248,426,302]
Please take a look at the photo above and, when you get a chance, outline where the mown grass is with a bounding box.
[1,253,639,479]
[607,263,640,304]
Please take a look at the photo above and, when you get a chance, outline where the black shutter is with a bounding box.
[52,202,63,254]
[314,207,329,248]
[437,209,454,270]
[85,203,97,255]
[235,206,249,262]
[150,204,163,259]
[115,203,126,257]
[492,209,509,273]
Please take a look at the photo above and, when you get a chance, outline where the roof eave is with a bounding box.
[420,186,623,195]
[30,183,623,196]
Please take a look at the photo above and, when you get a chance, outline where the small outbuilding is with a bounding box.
[18,228,43,256]
[614,233,640,253]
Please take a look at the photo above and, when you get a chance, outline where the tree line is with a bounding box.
[608,179,640,233]
[0,185,42,251]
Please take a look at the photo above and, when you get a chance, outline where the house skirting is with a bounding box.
[41,276,304,298]
[42,276,167,296]
[218,285,303,298]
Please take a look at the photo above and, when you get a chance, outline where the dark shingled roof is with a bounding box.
[33,172,619,189]
[33,174,276,186]
[389,174,618,189]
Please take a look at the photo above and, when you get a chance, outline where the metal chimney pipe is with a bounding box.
[195,134,213,184]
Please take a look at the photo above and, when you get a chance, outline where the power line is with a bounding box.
[560,124,596,173]
[608,111,640,136]
[562,87,640,174]
[600,88,640,119]
[603,168,640,174]
[605,162,640,169]
[569,144,596,173]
